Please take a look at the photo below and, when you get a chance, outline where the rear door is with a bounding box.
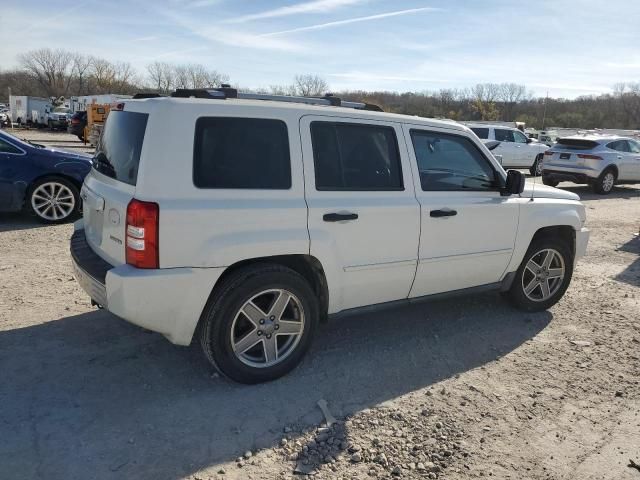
[300,116,420,313]
[82,109,148,265]
[494,128,522,167]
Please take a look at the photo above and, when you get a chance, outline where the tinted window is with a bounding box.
[495,129,515,142]
[513,131,528,143]
[0,139,22,154]
[311,122,402,191]
[94,111,148,186]
[606,140,630,152]
[194,117,291,189]
[627,140,640,154]
[411,130,497,191]
[470,127,489,139]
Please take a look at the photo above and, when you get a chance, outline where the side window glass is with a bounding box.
[495,129,514,142]
[513,131,528,144]
[310,122,403,191]
[627,141,640,154]
[470,128,489,139]
[618,141,631,153]
[411,130,498,192]
[0,139,22,154]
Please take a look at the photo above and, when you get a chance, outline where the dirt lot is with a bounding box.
[1,132,639,480]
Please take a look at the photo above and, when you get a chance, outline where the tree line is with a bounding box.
[1,48,638,130]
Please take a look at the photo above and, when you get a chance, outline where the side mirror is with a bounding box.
[526,137,533,144]
[502,170,525,196]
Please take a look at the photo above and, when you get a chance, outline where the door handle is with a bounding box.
[430,209,457,218]
[323,212,358,222]
[617,156,623,159]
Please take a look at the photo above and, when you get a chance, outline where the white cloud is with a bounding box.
[263,7,442,36]
[226,0,368,23]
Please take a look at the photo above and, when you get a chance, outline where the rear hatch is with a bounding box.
[545,138,600,167]
[82,109,149,266]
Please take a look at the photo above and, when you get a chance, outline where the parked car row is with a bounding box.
[69,90,589,383]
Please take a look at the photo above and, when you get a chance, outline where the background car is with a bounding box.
[542,135,640,194]
[468,124,549,176]
[68,111,87,141]
[47,106,72,130]
[0,129,91,223]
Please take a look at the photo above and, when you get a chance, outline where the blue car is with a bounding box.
[0,130,92,223]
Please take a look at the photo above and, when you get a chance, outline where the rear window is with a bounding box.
[93,111,148,186]
[556,138,599,150]
[470,127,489,139]
[193,117,291,189]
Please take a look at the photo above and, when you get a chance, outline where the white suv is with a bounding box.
[467,124,549,176]
[542,135,640,194]
[71,89,589,383]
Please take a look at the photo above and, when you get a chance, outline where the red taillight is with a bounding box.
[544,151,554,156]
[126,199,159,269]
[577,154,603,160]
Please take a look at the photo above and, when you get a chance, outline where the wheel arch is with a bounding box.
[530,225,575,257]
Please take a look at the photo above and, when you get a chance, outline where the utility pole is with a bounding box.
[541,90,549,130]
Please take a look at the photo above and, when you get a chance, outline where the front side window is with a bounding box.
[606,140,630,153]
[470,127,489,139]
[310,122,403,191]
[627,140,640,153]
[194,117,291,189]
[411,130,498,192]
[513,131,528,143]
[0,138,22,154]
[495,129,515,142]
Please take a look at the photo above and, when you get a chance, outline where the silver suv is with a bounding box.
[542,136,640,194]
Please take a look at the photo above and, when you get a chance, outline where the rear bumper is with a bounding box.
[70,227,224,346]
[542,169,594,184]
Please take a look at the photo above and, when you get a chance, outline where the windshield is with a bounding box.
[53,107,70,113]
[93,110,148,186]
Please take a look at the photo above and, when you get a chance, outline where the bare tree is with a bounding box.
[71,53,93,95]
[293,74,329,96]
[499,83,529,121]
[18,48,74,97]
[146,61,175,93]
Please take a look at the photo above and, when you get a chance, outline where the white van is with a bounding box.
[71,89,589,383]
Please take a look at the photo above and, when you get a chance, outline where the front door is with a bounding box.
[300,116,420,313]
[402,125,520,297]
[623,140,640,180]
[0,138,27,211]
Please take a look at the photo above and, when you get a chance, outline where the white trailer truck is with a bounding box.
[9,96,51,126]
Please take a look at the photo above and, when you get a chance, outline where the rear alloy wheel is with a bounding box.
[507,237,573,312]
[200,264,318,383]
[530,155,544,176]
[593,169,616,195]
[29,178,79,224]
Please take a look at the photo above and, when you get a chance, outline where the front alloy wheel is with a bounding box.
[521,249,565,302]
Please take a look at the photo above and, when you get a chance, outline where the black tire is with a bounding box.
[542,176,559,187]
[77,134,85,142]
[48,120,54,131]
[592,168,616,195]
[27,176,81,224]
[530,155,543,176]
[199,264,319,384]
[506,236,574,312]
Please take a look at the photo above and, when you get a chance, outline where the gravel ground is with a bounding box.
[2,127,95,154]
[0,133,639,480]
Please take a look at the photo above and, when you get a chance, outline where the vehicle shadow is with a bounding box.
[0,293,551,480]
[615,234,640,287]
[0,213,48,232]
[559,184,640,201]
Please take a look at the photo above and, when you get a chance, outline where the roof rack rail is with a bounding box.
[168,86,383,112]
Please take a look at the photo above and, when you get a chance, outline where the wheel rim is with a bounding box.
[31,182,76,221]
[602,172,614,192]
[230,289,305,368]
[535,158,544,176]
[521,248,565,302]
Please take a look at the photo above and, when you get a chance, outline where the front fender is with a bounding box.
[506,198,584,273]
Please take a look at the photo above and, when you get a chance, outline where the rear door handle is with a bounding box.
[323,212,358,222]
[430,209,457,218]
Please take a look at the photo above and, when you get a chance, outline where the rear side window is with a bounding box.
[0,139,22,154]
[310,122,403,191]
[411,130,497,191]
[94,111,148,186]
[470,127,489,139]
[495,129,515,142]
[194,117,291,189]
